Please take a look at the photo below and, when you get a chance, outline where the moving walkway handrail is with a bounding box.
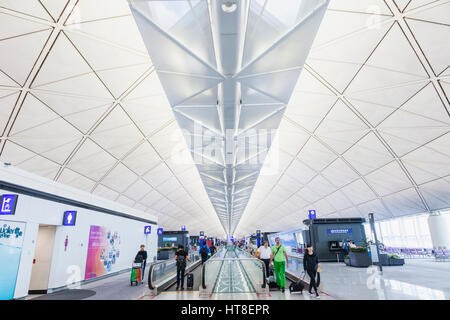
[201,257,267,290]
[200,247,226,290]
[148,251,199,290]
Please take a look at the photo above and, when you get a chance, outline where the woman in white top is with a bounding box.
[257,241,272,278]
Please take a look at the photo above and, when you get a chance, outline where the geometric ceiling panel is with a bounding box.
[343,132,394,175]
[307,11,393,92]
[345,23,429,94]
[315,99,369,154]
[0,29,52,85]
[130,0,329,235]
[418,177,450,211]
[0,91,20,134]
[405,19,450,75]
[405,1,450,24]
[0,0,224,237]
[0,0,52,21]
[40,0,68,21]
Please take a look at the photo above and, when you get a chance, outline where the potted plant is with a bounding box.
[388,254,405,266]
[344,254,351,266]
[349,247,372,267]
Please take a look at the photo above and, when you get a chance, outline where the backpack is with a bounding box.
[201,246,208,258]
[176,254,186,269]
[134,253,143,263]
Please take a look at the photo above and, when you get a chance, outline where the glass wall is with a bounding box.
[364,213,433,249]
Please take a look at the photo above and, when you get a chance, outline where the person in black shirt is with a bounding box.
[175,244,189,290]
[303,244,321,298]
[135,245,147,284]
[210,243,216,256]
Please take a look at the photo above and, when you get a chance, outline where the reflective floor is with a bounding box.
[26,256,449,300]
[297,259,450,300]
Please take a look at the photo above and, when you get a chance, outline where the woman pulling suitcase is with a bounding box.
[303,244,321,299]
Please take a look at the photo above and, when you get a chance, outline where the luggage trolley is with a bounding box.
[130,262,143,286]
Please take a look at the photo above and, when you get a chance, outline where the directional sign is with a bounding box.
[0,194,18,215]
[144,226,151,234]
[62,211,77,226]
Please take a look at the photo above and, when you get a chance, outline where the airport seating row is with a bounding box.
[382,247,450,261]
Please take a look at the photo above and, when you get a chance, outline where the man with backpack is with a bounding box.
[135,245,147,284]
[210,243,216,256]
[270,237,289,293]
[200,243,210,264]
[175,244,189,290]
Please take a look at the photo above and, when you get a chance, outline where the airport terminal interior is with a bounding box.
[0,0,449,302]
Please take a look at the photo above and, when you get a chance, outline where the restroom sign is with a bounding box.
[0,194,18,215]
[62,211,77,226]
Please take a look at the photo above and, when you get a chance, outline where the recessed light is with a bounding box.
[221,1,237,13]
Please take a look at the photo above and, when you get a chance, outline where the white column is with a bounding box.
[427,212,450,249]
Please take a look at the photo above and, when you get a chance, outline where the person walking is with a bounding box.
[303,244,321,298]
[210,243,217,256]
[175,244,189,290]
[270,237,289,293]
[199,243,210,264]
[343,238,349,256]
[135,245,147,284]
[257,241,272,279]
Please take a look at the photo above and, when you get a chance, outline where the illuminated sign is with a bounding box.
[0,194,18,215]
[62,211,77,226]
[162,237,177,242]
[327,228,352,234]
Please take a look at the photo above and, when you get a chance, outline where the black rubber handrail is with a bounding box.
[148,252,198,290]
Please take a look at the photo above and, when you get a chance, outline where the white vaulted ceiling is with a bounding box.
[0,0,449,238]
[236,0,450,236]
[0,0,223,236]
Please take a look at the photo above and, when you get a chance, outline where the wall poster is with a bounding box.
[84,226,121,280]
[0,220,25,300]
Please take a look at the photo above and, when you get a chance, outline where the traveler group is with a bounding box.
[255,238,321,297]
[255,237,289,293]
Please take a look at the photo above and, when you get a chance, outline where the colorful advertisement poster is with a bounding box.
[84,226,121,280]
[0,220,25,300]
[269,231,298,253]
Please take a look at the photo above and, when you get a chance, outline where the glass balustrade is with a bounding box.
[149,251,200,289]
[201,246,267,294]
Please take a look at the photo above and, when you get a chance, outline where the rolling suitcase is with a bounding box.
[289,272,306,294]
[186,273,194,288]
[268,275,278,291]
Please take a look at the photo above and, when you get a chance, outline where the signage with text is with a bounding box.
[327,228,352,234]
[62,211,77,226]
[0,194,18,215]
